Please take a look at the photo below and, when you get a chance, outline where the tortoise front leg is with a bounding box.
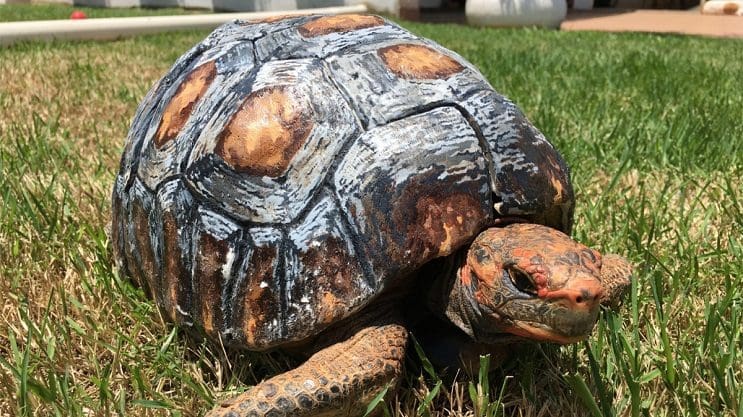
[206,323,408,417]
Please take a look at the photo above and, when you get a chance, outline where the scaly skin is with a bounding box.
[206,322,408,417]
[206,224,632,417]
[598,254,634,308]
[434,224,633,345]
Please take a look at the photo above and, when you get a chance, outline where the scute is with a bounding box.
[156,181,195,324]
[283,190,373,343]
[121,179,160,300]
[185,58,362,224]
[254,14,416,61]
[214,85,314,177]
[136,40,257,192]
[457,89,574,232]
[192,228,231,335]
[325,38,487,128]
[154,61,217,148]
[112,14,576,349]
[334,107,493,281]
[231,227,284,348]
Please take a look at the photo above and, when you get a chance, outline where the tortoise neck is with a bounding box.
[428,250,481,340]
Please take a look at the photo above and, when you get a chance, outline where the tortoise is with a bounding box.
[111,13,633,417]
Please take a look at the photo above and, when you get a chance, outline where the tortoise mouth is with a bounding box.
[467,303,599,345]
[501,320,590,344]
[480,305,599,345]
[504,301,599,343]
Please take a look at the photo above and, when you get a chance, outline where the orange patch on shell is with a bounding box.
[215,86,313,177]
[378,44,464,80]
[439,223,455,254]
[245,318,258,346]
[298,14,384,37]
[412,193,482,258]
[550,176,565,203]
[723,2,739,13]
[544,153,567,203]
[154,61,216,148]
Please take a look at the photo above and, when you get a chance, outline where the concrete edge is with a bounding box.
[0,5,368,46]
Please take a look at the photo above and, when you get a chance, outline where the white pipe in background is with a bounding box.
[0,5,369,46]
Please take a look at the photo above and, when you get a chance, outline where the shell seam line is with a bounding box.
[135,103,497,236]
[376,101,457,128]
[180,39,262,176]
[224,235,253,342]
[269,59,369,229]
[125,43,208,195]
[220,231,249,342]
[250,36,261,72]
[277,230,289,339]
[188,207,201,327]
[320,59,368,131]
[151,174,184,194]
[328,187,378,292]
[180,170,289,232]
[448,102,498,210]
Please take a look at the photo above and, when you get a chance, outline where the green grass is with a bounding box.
[1,15,742,417]
[0,4,196,22]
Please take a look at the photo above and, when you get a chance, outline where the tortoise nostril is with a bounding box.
[569,288,599,306]
[575,288,602,306]
[546,281,603,308]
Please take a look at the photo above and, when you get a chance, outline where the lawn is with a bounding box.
[0,4,194,22]
[1,6,742,417]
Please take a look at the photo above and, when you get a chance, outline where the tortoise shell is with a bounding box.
[111,14,574,350]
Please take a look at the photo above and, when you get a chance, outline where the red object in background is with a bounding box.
[70,10,87,19]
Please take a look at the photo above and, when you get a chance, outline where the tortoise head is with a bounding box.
[458,223,629,344]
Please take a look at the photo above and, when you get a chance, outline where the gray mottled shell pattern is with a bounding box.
[111,14,574,350]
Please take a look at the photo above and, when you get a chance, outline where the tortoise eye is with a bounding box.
[508,267,537,296]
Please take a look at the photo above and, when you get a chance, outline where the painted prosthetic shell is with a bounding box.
[111,14,573,350]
